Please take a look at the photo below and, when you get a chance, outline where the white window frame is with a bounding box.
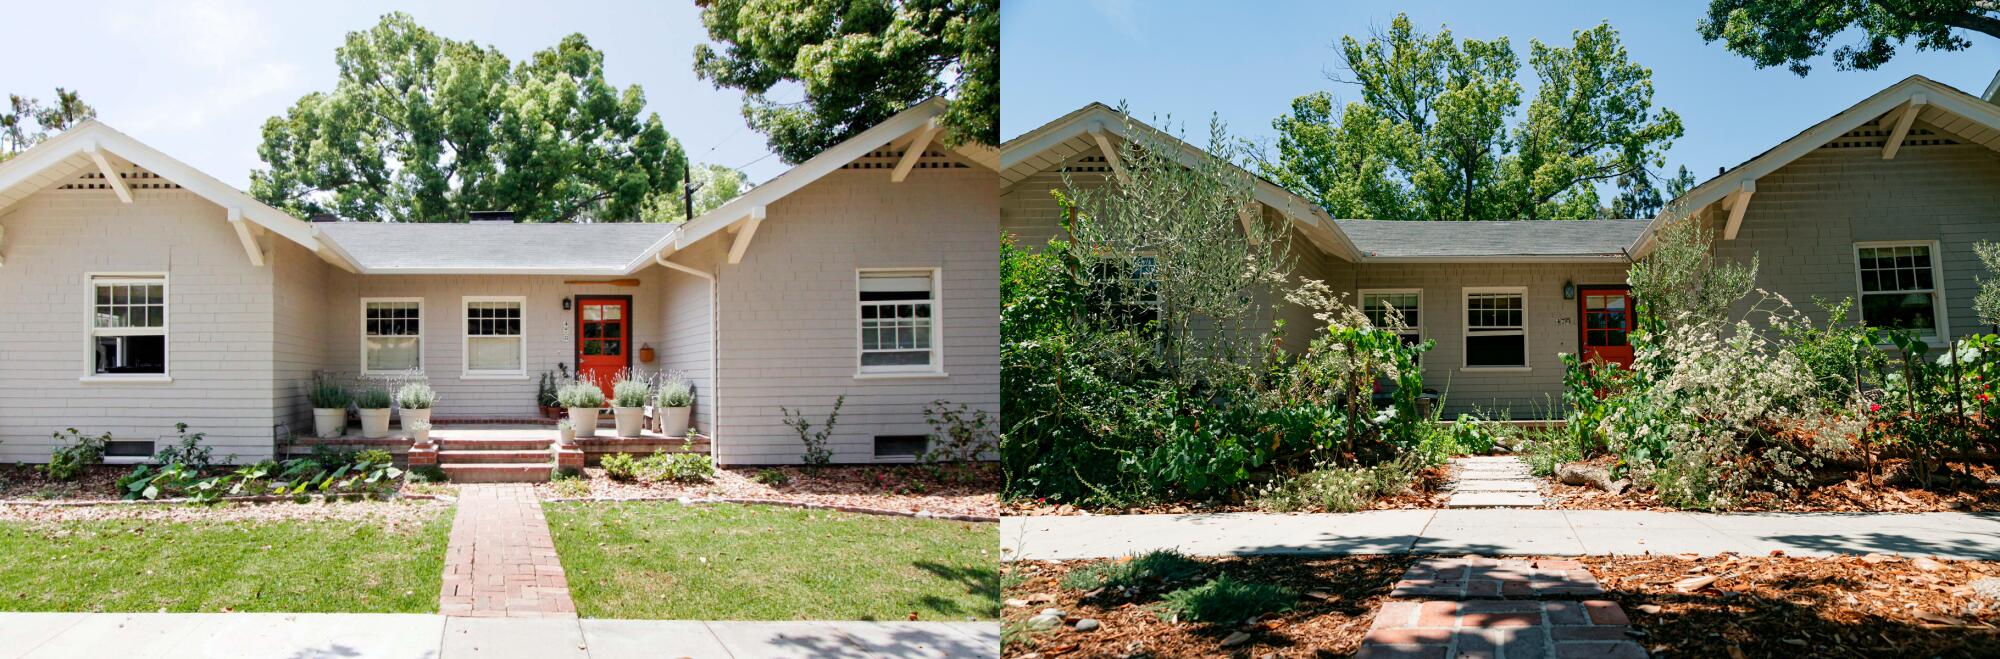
[854,267,947,379]
[360,297,425,376]
[81,272,171,383]
[461,296,528,380]
[1462,286,1530,372]
[1853,240,1950,345]
[1359,288,1422,342]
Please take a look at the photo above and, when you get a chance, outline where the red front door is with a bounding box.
[1578,287,1635,368]
[575,297,631,399]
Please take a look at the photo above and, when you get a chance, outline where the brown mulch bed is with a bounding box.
[1541,457,2000,513]
[0,465,131,501]
[1576,554,2000,658]
[534,463,999,518]
[1002,556,1410,658]
[1003,464,1456,517]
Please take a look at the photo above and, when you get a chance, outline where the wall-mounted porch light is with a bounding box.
[1562,280,1576,300]
[562,297,573,311]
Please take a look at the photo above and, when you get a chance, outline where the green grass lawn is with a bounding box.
[0,508,450,613]
[546,502,999,621]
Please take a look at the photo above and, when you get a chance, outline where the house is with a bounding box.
[0,99,1000,477]
[1002,74,2000,416]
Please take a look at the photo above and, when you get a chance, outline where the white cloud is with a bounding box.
[1088,0,1143,41]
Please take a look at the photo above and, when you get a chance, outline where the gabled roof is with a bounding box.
[0,121,319,253]
[1000,102,1364,262]
[1633,75,2000,256]
[315,222,676,274]
[1337,219,1645,261]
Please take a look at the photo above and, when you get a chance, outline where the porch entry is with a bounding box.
[575,296,633,398]
[1578,286,1634,368]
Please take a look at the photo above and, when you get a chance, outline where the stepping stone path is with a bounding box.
[1359,558,1648,658]
[1446,456,1544,508]
[439,484,578,618]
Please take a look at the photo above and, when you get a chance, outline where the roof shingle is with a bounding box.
[315,222,676,272]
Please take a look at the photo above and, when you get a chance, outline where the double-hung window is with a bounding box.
[1855,242,1947,342]
[89,275,168,377]
[362,298,423,374]
[1464,287,1527,369]
[858,269,941,374]
[1360,289,1422,347]
[463,297,526,377]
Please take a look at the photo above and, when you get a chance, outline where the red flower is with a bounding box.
[1869,403,1883,413]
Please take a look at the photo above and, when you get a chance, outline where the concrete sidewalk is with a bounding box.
[1001,509,2000,561]
[0,613,998,659]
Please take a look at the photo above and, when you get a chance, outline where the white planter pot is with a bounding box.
[558,427,577,446]
[569,407,600,439]
[313,408,348,438]
[660,406,692,438]
[358,408,393,439]
[612,407,646,438]
[400,407,431,430]
[412,428,431,445]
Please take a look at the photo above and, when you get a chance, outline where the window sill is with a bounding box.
[79,375,173,384]
[853,371,949,380]
[362,369,423,377]
[461,373,529,381]
[1459,367,1532,374]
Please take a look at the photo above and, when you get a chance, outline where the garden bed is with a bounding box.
[1538,456,2000,513]
[534,463,999,518]
[544,501,998,620]
[1001,463,1454,516]
[1002,555,1410,657]
[0,500,450,612]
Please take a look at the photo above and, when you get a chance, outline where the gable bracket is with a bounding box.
[1720,180,1757,240]
[0,225,6,266]
[726,206,766,265]
[1883,94,1929,160]
[82,143,132,204]
[892,118,942,183]
[1087,127,1131,184]
[227,207,267,266]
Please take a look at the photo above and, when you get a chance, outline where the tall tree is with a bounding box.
[1267,16,1683,220]
[1699,0,1999,74]
[645,163,754,222]
[693,0,997,165]
[1609,164,1694,219]
[252,13,684,223]
[1,88,96,160]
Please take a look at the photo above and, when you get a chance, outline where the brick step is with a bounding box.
[438,449,553,464]
[435,438,553,451]
[441,463,554,483]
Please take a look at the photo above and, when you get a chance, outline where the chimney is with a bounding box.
[467,210,518,224]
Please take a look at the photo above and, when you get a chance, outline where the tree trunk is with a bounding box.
[1556,462,1629,495]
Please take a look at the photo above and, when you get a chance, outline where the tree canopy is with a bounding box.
[645,163,754,223]
[1,88,95,161]
[693,0,997,165]
[251,13,684,223]
[1266,16,1683,221]
[1699,0,2000,74]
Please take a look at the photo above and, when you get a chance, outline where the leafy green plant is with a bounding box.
[308,374,351,409]
[752,468,790,486]
[636,451,716,483]
[1060,550,1206,592]
[922,400,996,470]
[1254,458,1418,513]
[550,473,592,498]
[658,380,694,407]
[41,429,109,482]
[153,422,222,469]
[602,453,640,482]
[268,449,403,496]
[557,381,606,408]
[395,381,436,409]
[355,388,392,410]
[1157,575,1296,624]
[612,376,652,408]
[538,371,560,408]
[781,395,844,467]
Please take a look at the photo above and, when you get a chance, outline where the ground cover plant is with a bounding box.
[1535,218,2000,511]
[1001,111,1473,512]
[544,501,998,620]
[0,504,450,613]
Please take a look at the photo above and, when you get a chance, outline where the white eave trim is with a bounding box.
[1356,254,1632,264]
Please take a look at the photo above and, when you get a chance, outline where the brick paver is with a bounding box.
[1391,557,1604,599]
[1361,557,1646,658]
[439,484,577,618]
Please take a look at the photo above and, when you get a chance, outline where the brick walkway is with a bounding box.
[1359,558,1647,658]
[438,484,577,618]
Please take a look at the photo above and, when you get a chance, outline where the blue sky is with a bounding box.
[0,0,788,189]
[1001,1,1997,191]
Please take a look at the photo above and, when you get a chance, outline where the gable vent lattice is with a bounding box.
[1823,121,1959,150]
[840,148,970,171]
[57,169,182,191]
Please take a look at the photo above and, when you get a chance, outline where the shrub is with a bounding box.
[923,400,996,464]
[549,473,591,497]
[612,376,652,408]
[753,468,790,486]
[602,453,640,481]
[637,451,716,483]
[781,395,843,467]
[408,465,448,483]
[658,380,694,407]
[1059,550,1205,592]
[153,422,221,469]
[308,375,351,409]
[537,372,560,408]
[1519,426,1584,478]
[557,381,606,408]
[1254,458,1418,513]
[42,429,109,482]
[355,388,393,410]
[1157,575,1296,624]
[396,381,437,410]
